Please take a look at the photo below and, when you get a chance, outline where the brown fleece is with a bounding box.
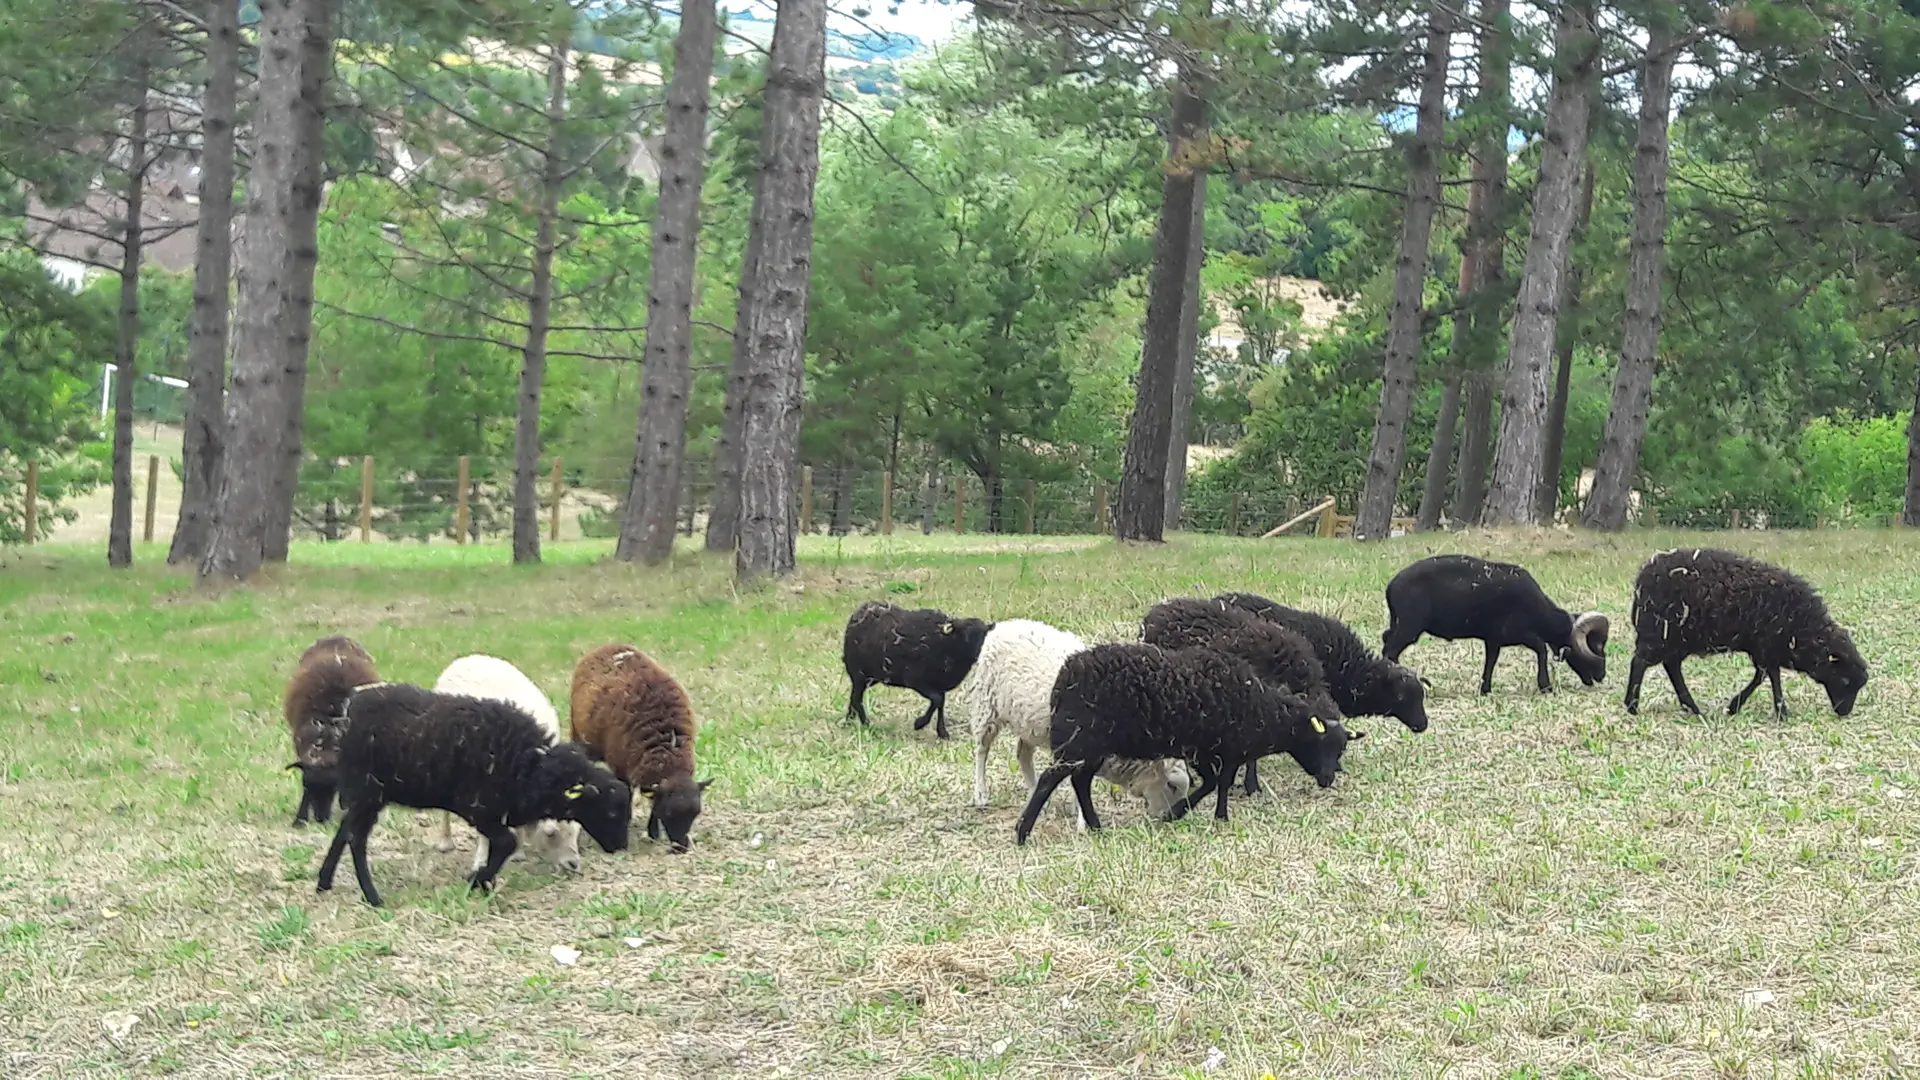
[285,636,378,769]
[569,643,696,791]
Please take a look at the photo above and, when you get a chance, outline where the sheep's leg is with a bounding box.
[935,694,950,740]
[646,800,662,842]
[972,721,998,808]
[293,788,314,828]
[312,786,335,825]
[467,827,517,893]
[845,678,872,725]
[432,811,458,853]
[1765,666,1787,719]
[1663,660,1702,716]
[316,812,355,894]
[1214,756,1241,820]
[1067,762,1103,833]
[1184,760,1222,812]
[910,693,938,732]
[1727,664,1766,716]
[1016,740,1038,793]
[1527,638,1554,694]
[1479,643,1501,695]
[1381,624,1418,664]
[1624,656,1649,714]
[1015,762,1077,845]
[339,804,383,907]
[468,833,491,876]
[1241,756,1263,796]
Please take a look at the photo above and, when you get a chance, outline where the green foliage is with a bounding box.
[0,251,107,543]
[1797,413,1909,522]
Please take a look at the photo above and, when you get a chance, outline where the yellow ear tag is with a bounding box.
[564,783,585,800]
[1310,716,1326,734]
[942,622,954,634]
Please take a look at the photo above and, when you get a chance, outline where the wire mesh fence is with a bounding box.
[4,452,1914,547]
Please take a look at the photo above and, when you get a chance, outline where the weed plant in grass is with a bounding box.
[3,529,1919,1078]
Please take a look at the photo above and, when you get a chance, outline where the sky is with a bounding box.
[725,1,974,47]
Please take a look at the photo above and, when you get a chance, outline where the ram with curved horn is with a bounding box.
[1381,554,1611,695]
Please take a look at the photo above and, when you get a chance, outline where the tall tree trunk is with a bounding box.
[706,223,762,552]
[109,53,151,569]
[510,24,571,566]
[1356,0,1452,540]
[1483,0,1599,525]
[1583,24,1676,531]
[1906,369,1920,526]
[262,0,334,560]
[733,0,826,580]
[1415,374,1461,530]
[617,0,716,564]
[1536,160,1596,522]
[1116,71,1207,542]
[169,0,239,566]
[1449,0,1512,528]
[1163,171,1208,532]
[200,0,314,583]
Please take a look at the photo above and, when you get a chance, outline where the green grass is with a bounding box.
[3,528,1920,1078]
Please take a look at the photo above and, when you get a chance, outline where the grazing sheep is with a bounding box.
[283,635,379,828]
[1142,598,1344,796]
[570,643,711,853]
[1381,554,1610,694]
[1216,593,1429,733]
[315,683,632,907]
[969,619,1190,826]
[1624,548,1868,718]
[842,600,993,739]
[1015,643,1360,844]
[430,655,582,875]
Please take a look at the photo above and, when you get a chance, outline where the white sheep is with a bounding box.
[430,655,583,873]
[969,619,1190,826]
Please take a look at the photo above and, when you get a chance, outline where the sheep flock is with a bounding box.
[272,543,1868,909]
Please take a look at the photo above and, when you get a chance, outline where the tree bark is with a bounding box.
[1536,160,1596,523]
[1448,0,1512,528]
[733,0,826,579]
[705,212,762,553]
[169,0,239,566]
[1355,0,1452,540]
[200,0,313,583]
[1116,71,1207,542]
[262,0,334,560]
[1415,374,1461,531]
[1163,170,1208,532]
[510,23,571,565]
[1583,24,1676,531]
[1483,0,1599,525]
[617,0,716,564]
[109,52,151,570]
[1906,368,1920,526]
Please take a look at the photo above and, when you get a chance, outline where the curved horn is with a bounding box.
[1571,611,1609,659]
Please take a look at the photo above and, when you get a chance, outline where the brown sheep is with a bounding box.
[570,643,710,852]
[284,635,379,827]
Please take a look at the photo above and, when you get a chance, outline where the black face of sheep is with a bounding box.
[538,744,634,854]
[1811,635,1869,716]
[1285,716,1362,789]
[1382,554,1609,695]
[645,775,713,853]
[285,762,338,824]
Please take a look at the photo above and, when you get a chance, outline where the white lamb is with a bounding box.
[970,619,1191,826]
[430,654,583,873]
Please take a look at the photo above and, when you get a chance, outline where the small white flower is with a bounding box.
[748,832,765,849]
[1202,1046,1227,1072]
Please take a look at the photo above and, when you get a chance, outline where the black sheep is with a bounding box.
[316,683,632,906]
[842,600,993,739]
[1216,592,1429,733]
[1624,547,1868,719]
[1142,597,1344,796]
[1381,554,1609,694]
[1015,643,1359,843]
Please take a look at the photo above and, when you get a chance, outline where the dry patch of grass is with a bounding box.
[3,530,1920,1079]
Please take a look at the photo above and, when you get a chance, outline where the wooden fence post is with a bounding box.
[682,471,696,536]
[454,455,470,544]
[1646,505,1658,528]
[1317,493,1337,538]
[359,456,374,542]
[1093,484,1108,533]
[799,466,814,535]
[549,456,564,542]
[1229,492,1242,536]
[1729,508,1742,530]
[1025,479,1037,534]
[23,460,38,544]
[954,475,966,533]
[142,454,159,543]
[880,470,894,535]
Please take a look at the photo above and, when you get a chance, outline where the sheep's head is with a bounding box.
[645,775,713,853]
[944,617,994,666]
[1384,663,1429,733]
[540,743,631,854]
[1561,611,1610,686]
[1134,759,1192,820]
[1282,706,1360,789]
[524,818,584,873]
[1806,629,1868,716]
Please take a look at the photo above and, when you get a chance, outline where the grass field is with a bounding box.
[4,529,1920,1079]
